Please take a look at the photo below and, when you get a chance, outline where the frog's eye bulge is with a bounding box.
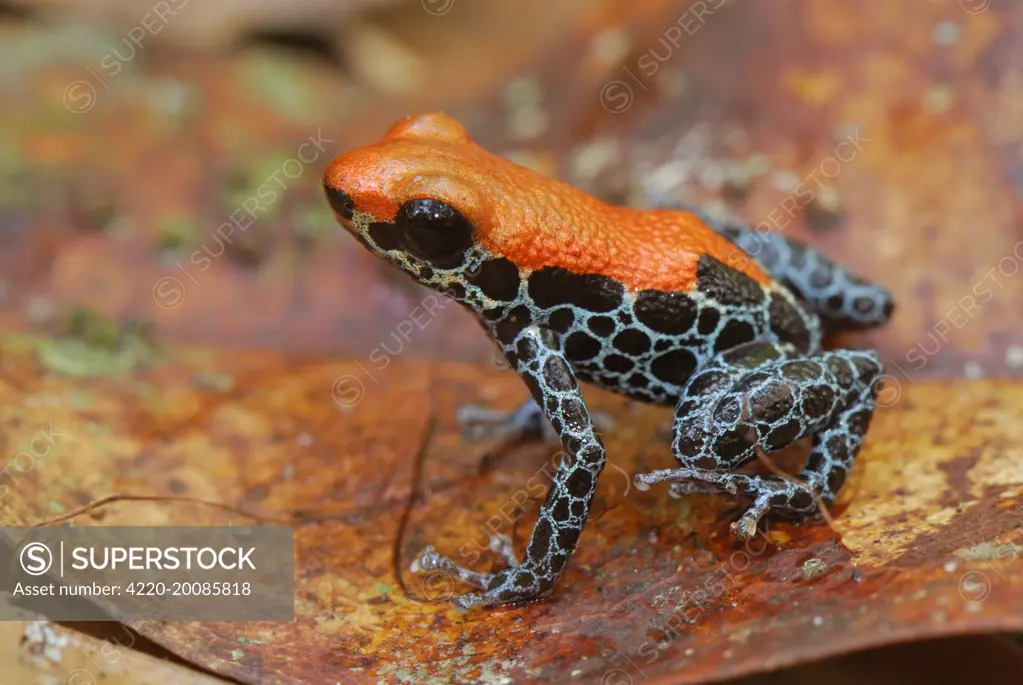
[396,198,475,268]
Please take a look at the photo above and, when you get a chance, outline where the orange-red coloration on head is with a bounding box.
[323,113,770,293]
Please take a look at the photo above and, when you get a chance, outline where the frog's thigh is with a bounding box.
[636,342,883,532]
[717,223,895,331]
[670,340,802,474]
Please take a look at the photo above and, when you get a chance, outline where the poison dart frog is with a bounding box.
[323,113,894,611]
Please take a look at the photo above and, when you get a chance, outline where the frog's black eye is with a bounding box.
[323,184,355,220]
[396,198,475,267]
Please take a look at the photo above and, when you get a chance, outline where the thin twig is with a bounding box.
[755,448,842,541]
[391,398,440,604]
[32,494,291,527]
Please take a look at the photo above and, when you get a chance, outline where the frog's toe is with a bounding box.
[410,545,493,592]
[731,496,770,541]
[487,533,520,568]
[409,542,554,609]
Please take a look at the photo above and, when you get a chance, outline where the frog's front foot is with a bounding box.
[455,398,555,442]
[457,398,614,443]
[635,468,818,542]
[410,534,552,611]
[667,480,797,540]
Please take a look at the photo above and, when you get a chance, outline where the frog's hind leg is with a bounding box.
[716,222,894,332]
[670,201,894,331]
[634,341,883,539]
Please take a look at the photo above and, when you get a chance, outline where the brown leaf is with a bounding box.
[1,342,1021,684]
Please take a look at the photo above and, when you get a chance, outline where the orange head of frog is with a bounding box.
[323,112,770,293]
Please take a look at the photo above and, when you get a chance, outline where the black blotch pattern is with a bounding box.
[697,307,720,335]
[527,517,555,555]
[548,308,575,333]
[604,354,635,373]
[560,397,586,426]
[564,331,601,361]
[714,319,756,352]
[612,329,651,355]
[627,373,650,389]
[551,498,571,523]
[527,267,625,312]
[367,222,402,251]
[768,294,811,351]
[588,316,616,336]
[802,384,836,419]
[790,490,815,511]
[633,290,699,335]
[765,418,801,450]
[564,467,594,496]
[826,357,853,387]
[467,258,521,301]
[696,255,766,306]
[544,356,575,388]
[496,304,533,344]
[650,349,698,385]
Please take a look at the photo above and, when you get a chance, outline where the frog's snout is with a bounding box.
[323,182,356,223]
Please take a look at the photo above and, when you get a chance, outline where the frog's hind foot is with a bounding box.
[410,533,537,612]
[411,532,518,591]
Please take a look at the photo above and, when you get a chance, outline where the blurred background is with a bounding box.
[2,0,1019,381]
[1,0,1022,683]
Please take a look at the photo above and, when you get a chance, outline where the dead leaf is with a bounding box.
[1,341,1021,684]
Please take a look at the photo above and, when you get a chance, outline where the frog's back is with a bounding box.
[468,210,816,405]
[477,169,773,296]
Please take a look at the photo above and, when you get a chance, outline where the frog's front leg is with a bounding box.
[412,325,605,610]
[635,341,883,540]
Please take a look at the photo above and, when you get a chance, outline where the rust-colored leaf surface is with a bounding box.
[1,341,1021,684]
[1,0,1021,682]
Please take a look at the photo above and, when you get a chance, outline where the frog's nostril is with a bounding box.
[324,184,356,221]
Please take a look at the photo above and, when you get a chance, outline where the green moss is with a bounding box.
[241,53,320,122]
[34,307,160,377]
[295,200,335,246]
[157,214,198,250]
[222,153,292,221]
